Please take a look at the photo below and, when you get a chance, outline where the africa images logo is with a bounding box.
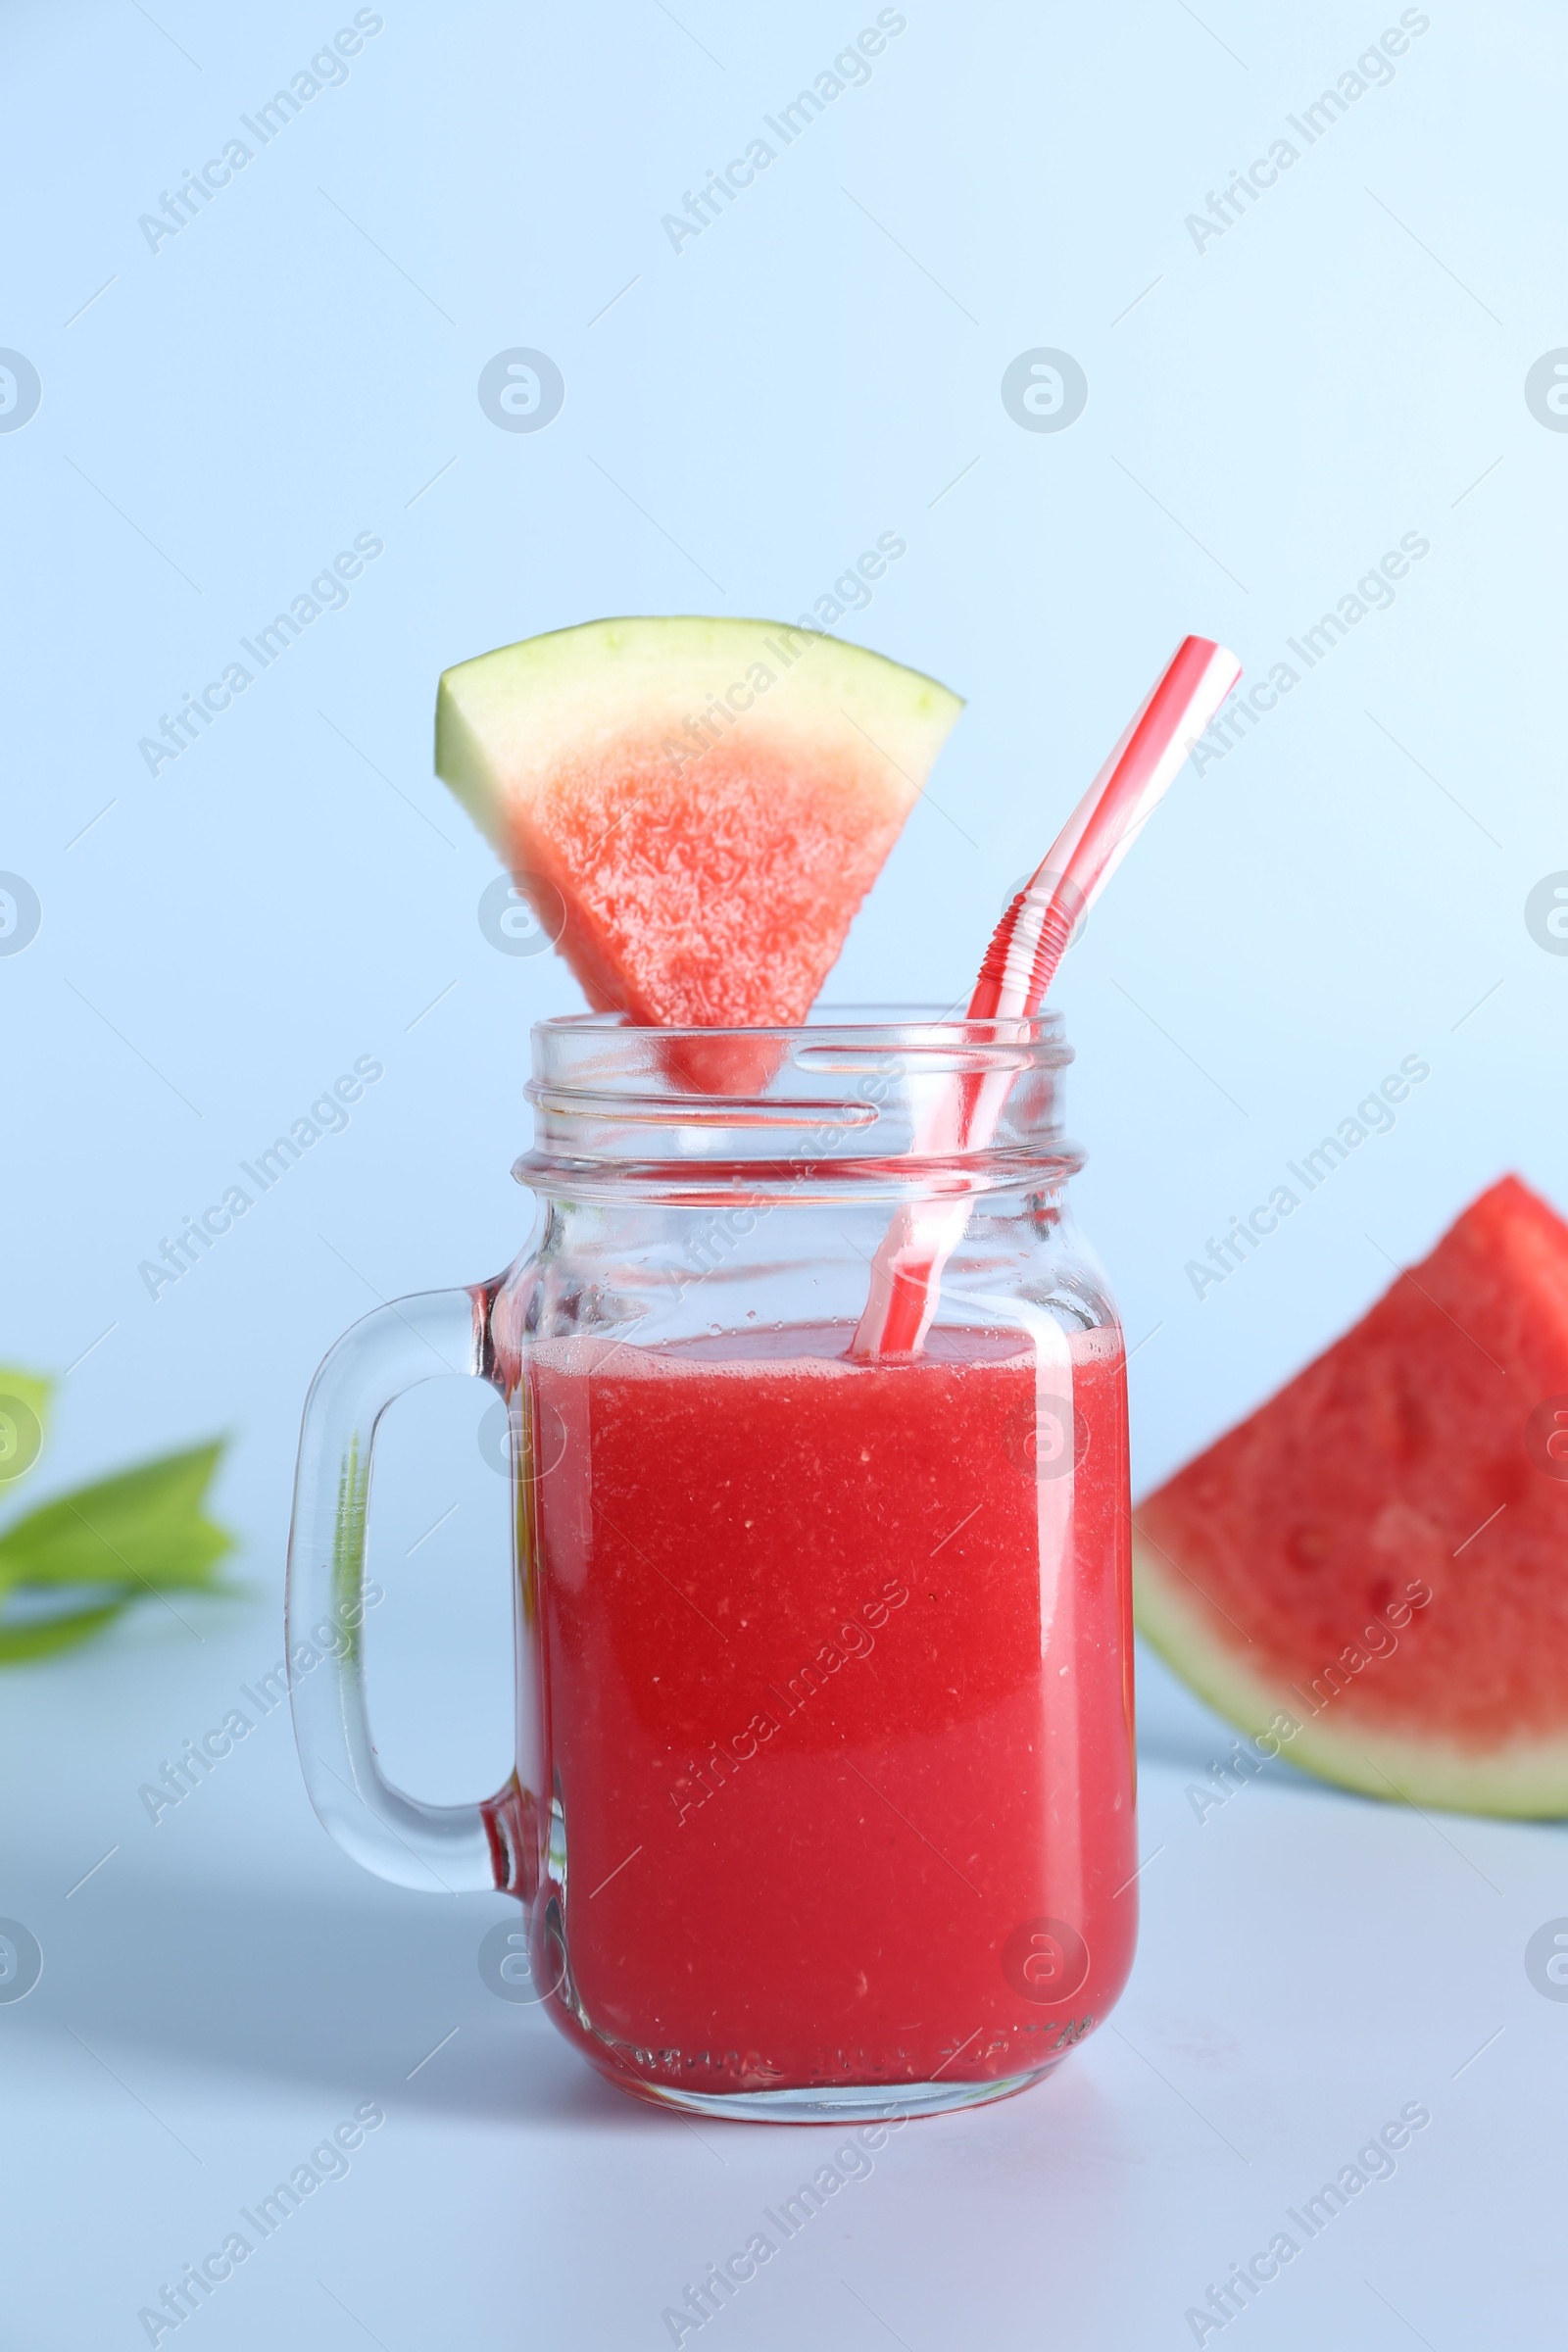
[0,351,41,432]
[477,350,564,432]
[1524,351,1568,431]
[1001,350,1088,433]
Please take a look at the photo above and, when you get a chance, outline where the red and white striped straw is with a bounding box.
[851,635,1241,1360]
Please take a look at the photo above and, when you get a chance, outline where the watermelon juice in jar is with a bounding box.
[287,1008,1139,2123]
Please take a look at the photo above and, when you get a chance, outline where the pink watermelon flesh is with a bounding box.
[513,731,897,1099]
[503,729,910,1030]
[1135,1176,1568,1815]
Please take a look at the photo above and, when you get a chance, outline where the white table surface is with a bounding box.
[3,1579,1558,2352]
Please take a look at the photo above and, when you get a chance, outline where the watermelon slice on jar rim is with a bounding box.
[435,614,965,1073]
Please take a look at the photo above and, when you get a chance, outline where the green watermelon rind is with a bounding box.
[1134,1531,1568,1819]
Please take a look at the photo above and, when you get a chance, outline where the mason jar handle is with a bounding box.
[285,1282,525,1895]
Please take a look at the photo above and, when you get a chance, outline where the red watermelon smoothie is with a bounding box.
[525,1316,1137,2104]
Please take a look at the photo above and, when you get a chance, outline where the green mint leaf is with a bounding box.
[0,1596,138,1664]
[0,1439,234,1595]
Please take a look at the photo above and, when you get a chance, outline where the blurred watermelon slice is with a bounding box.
[1135,1176,1568,1817]
[436,615,963,1027]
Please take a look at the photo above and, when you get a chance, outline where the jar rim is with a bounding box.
[532,1002,1069,1048]
[515,1004,1080,1202]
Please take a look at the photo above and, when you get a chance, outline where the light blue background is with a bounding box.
[2,4,1565,2346]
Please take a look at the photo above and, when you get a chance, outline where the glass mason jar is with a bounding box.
[286,1008,1138,2124]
